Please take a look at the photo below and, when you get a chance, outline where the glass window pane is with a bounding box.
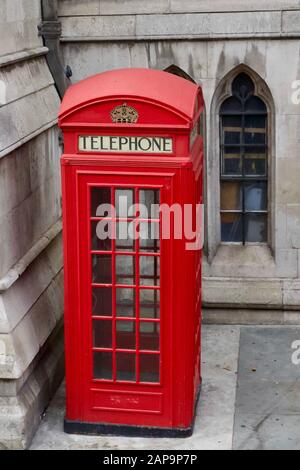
[91,221,112,251]
[221,213,243,242]
[220,96,242,114]
[139,190,160,219]
[140,289,160,319]
[232,73,255,98]
[116,255,135,285]
[140,256,160,286]
[222,115,242,145]
[116,221,135,251]
[91,188,111,217]
[92,255,112,284]
[245,214,267,243]
[140,322,160,351]
[92,287,112,316]
[222,146,242,176]
[94,351,112,380]
[244,115,266,145]
[140,354,160,383]
[139,222,160,252]
[244,146,267,176]
[245,96,267,114]
[244,182,267,211]
[116,288,135,317]
[93,320,112,348]
[116,353,135,381]
[220,182,242,211]
[116,321,136,350]
[116,189,135,218]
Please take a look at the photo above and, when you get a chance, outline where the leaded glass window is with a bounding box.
[220,73,268,243]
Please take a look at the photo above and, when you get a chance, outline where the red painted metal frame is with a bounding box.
[60,68,204,433]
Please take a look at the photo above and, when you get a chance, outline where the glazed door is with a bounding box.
[77,172,173,427]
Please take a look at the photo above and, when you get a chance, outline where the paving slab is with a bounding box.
[233,326,300,450]
[30,326,240,450]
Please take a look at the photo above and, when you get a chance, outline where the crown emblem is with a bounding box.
[110,103,138,123]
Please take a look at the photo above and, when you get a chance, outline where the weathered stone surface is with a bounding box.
[203,277,283,308]
[58,0,100,16]
[0,0,42,56]
[100,0,169,15]
[0,128,61,277]
[283,10,300,32]
[0,323,64,449]
[170,0,300,13]
[61,15,135,38]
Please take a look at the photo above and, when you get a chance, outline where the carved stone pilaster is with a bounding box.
[38,0,71,98]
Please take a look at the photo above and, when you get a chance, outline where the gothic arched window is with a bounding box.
[220,73,268,243]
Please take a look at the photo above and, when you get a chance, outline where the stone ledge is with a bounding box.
[202,308,300,325]
[0,220,62,293]
[0,322,64,449]
[0,47,49,69]
[59,10,300,41]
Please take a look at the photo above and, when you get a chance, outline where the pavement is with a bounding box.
[30,325,300,450]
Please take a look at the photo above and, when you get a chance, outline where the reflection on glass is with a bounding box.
[220,182,242,211]
[139,322,160,351]
[140,354,160,383]
[94,351,112,380]
[244,182,267,211]
[92,255,112,284]
[116,189,135,218]
[140,289,160,319]
[139,190,160,219]
[139,222,160,252]
[116,321,135,350]
[116,353,135,381]
[244,147,267,176]
[245,214,267,243]
[244,115,266,145]
[222,146,242,176]
[116,255,135,285]
[91,187,111,216]
[116,288,135,317]
[92,287,112,316]
[116,221,135,251]
[221,213,243,242]
[93,320,112,348]
[140,256,160,286]
[91,221,112,251]
[222,115,242,145]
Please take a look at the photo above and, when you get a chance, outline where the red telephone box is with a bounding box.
[59,68,204,437]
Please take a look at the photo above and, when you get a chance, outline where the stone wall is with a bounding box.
[0,0,63,449]
[57,0,300,320]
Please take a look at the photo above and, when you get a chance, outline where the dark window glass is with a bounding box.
[116,353,135,381]
[116,321,136,350]
[221,213,243,243]
[92,255,112,284]
[220,73,268,244]
[93,320,112,348]
[91,221,112,251]
[91,188,111,217]
[92,287,112,316]
[94,352,112,380]
[140,354,160,383]
[139,322,160,351]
